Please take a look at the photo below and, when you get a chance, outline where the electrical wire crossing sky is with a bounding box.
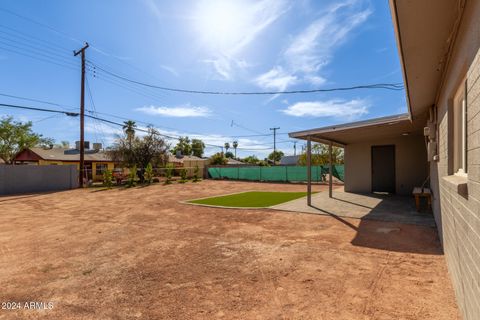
[0,0,406,158]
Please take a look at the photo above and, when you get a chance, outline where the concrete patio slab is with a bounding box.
[270,188,436,227]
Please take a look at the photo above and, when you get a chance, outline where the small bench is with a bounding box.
[412,187,432,212]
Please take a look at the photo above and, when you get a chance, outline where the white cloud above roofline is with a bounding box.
[282,99,369,120]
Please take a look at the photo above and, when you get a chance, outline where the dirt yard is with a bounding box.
[0,180,458,319]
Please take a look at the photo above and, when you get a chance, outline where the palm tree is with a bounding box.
[233,140,238,158]
[123,120,136,145]
[224,142,230,154]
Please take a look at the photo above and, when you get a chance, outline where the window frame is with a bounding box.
[95,163,108,176]
[453,78,467,176]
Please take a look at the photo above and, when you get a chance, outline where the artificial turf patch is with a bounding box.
[188,191,311,208]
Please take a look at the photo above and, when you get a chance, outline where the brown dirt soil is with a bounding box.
[0,180,458,319]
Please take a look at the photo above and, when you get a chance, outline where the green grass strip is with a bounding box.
[188,191,312,208]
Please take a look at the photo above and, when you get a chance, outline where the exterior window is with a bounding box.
[95,163,107,175]
[453,79,467,175]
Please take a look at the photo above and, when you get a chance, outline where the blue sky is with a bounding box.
[0,0,406,158]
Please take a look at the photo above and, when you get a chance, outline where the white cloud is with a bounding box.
[282,99,369,119]
[254,66,298,91]
[196,0,290,79]
[159,65,179,77]
[135,105,211,117]
[303,75,327,86]
[144,0,163,20]
[255,0,372,91]
[285,2,371,74]
[203,56,233,80]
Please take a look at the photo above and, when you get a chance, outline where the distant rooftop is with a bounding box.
[24,147,112,162]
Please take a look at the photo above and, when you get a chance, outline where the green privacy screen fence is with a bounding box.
[207,165,344,183]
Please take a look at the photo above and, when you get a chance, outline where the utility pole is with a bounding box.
[74,42,89,188]
[270,127,280,165]
[293,141,297,156]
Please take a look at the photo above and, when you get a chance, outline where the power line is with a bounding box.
[0,31,78,67]
[86,57,170,94]
[32,114,61,123]
[0,7,83,45]
[0,34,74,62]
[0,102,274,152]
[0,45,78,71]
[86,77,106,147]
[0,91,267,139]
[0,102,79,116]
[88,72,168,104]
[0,93,77,111]
[231,120,265,135]
[88,59,404,95]
[86,60,169,99]
[0,24,73,54]
[0,91,293,142]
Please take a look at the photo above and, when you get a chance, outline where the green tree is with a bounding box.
[103,169,113,189]
[191,139,205,157]
[143,163,154,184]
[127,165,137,188]
[258,160,270,167]
[243,155,259,164]
[225,151,234,159]
[37,137,55,149]
[109,126,169,169]
[179,168,188,183]
[0,116,52,164]
[209,152,227,165]
[122,120,136,145]
[268,150,284,163]
[172,136,192,156]
[232,140,238,158]
[164,163,174,184]
[193,165,200,182]
[224,142,230,154]
[297,144,344,165]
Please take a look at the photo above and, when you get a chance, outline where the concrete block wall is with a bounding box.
[0,165,78,195]
[431,2,480,318]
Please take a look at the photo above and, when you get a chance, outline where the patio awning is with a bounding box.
[288,113,424,146]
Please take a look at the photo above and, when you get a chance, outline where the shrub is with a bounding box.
[165,163,174,184]
[127,165,137,187]
[103,169,113,189]
[193,165,200,182]
[179,168,188,183]
[144,163,154,184]
[209,152,227,165]
[258,160,270,167]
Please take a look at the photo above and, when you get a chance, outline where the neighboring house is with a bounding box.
[290,1,480,319]
[14,147,115,182]
[280,155,299,165]
[168,154,207,176]
[226,158,244,165]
